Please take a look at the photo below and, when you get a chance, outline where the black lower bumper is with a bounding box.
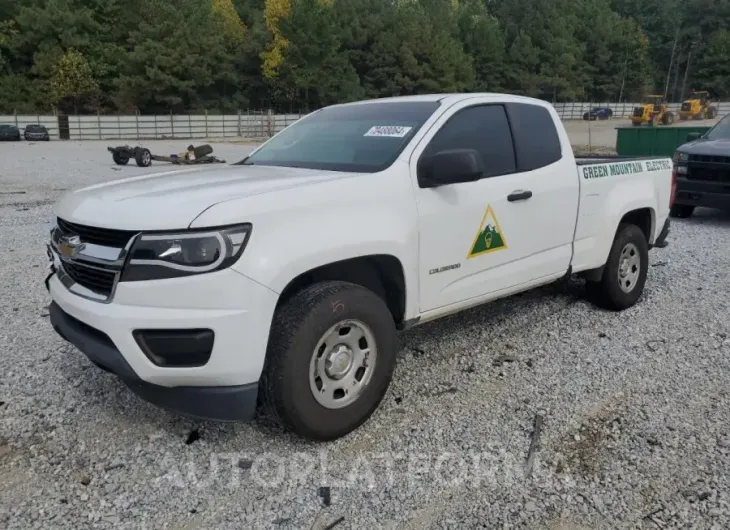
[675,188,730,211]
[653,218,670,249]
[48,302,258,422]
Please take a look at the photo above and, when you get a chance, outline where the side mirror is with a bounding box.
[418,149,484,188]
[686,132,702,142]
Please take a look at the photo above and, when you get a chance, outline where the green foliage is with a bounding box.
[47,48,98,111]
[0,0,729,113]
[695,29,730,97]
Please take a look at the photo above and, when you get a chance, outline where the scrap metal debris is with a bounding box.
[323,516,345,530]
[524,412,545,478]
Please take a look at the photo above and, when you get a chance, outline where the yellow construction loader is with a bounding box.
[630,95,675,126]
[678,90,718,121]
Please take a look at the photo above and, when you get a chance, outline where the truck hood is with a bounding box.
[56,164,355,230]
[679,137,730,156]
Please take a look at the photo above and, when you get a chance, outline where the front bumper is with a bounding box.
[50,302,258,421]
[46,266,279,421]
[675,188,730,211]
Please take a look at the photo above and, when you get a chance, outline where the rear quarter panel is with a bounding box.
[571,158,673,272]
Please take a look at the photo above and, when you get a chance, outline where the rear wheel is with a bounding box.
[135,148,152,167]
[670,204,695,218]
[707,106,718,119]
[662,112,674,125]
[588,223,648,311]
[260,281,398,441]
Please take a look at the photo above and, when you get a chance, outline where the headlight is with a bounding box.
[674,151,688,163]
[121,224,252,281]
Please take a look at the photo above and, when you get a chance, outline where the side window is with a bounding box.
[421,104,516,180]
[505,103,562,171]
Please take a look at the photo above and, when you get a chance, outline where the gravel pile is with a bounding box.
[2,141,730,529]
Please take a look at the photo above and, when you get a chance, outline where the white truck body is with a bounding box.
[46,93,674,439]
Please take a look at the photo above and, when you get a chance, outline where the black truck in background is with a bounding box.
[672,114,730,218]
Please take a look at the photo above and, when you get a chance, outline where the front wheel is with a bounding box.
[670,204,695,218]
[588,223,649,311]
[112,151,129,165]
[260,281,398,441]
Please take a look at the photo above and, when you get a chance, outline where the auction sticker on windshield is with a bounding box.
[364,126,413,138]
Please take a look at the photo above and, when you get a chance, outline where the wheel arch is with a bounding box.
[276,254,408,328]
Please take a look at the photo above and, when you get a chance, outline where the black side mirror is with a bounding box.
[418,148,484,188]
[686,132,702,142]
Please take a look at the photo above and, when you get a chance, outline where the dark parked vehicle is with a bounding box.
[24,123,50,141]
[0,124,21,141]
[583,107,613,120]
[672,113,730,218]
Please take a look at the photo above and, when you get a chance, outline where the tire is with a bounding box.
[112,151,130,165]
[661,112,674,125]
[707,106,718,119]
[135,148,152,167]
[670,204,695,218]
[588,223,649,311]
[260,281,398,441]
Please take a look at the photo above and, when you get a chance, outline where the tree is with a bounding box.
[276,0,362,109]
[47,49,99,112]
[455,0,505,91]
[115,0,248,112]
[694,29,730,97]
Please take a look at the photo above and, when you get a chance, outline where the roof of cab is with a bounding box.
[336,93,549,107]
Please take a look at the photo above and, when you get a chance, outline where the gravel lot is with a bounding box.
[1,140,730,529]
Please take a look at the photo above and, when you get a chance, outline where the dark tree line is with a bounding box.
[1,0,729,114]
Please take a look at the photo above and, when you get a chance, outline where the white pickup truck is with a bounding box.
[46,94,674,441]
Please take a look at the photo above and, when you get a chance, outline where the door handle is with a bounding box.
[507,190,533,202]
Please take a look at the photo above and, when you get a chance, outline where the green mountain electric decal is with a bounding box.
[468,205,507,258]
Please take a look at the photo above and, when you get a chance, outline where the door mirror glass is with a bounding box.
[686,132,702,142]
[418,149,484,188]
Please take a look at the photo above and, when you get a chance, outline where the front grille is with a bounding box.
[62,261,117,297]
[57,218,136,248]
[681,103,692,111]
[686,167,730,183]
[689,154,730,165]
[633,108,643,117]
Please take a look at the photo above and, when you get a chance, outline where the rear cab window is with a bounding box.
[505,102,563,171]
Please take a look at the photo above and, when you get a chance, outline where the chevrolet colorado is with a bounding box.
[46,94,674,441]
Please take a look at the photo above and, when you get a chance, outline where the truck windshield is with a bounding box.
[244,101,441,173]
[705,114,730,140]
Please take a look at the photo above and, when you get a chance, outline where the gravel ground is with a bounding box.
[1,141,730,529]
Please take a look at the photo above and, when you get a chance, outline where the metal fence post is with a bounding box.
[14,109,18,128]
[238,109,241,137]
[135,111,139,140]
[98,111,102,140]
[205,109,208,138]
[171,110,174,139]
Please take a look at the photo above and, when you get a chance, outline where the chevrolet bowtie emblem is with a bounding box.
[57,235,85,258]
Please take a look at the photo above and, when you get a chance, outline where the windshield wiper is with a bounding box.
[234,156,254,166]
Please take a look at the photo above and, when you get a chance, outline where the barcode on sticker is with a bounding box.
[364,126,413,138]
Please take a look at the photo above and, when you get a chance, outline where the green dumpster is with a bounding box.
[615,126,711,157]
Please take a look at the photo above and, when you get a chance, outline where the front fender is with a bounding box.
[190,170,421,319]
